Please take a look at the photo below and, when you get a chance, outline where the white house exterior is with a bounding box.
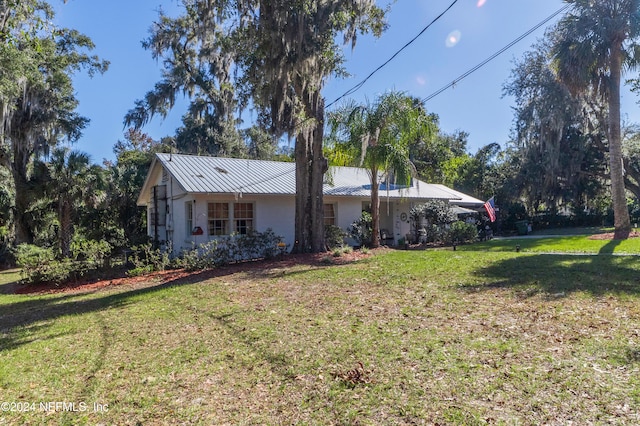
[137,153,484,254]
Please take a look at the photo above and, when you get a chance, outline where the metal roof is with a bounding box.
[430,184,485,207]
[145,153,480,202]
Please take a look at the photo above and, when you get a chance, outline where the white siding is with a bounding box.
[257,195,296,247]
[395,201,413,242]
[174,194,295,254]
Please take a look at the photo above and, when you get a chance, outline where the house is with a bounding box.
[137,153,484,254]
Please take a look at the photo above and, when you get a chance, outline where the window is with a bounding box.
[149,208,157,226]
[208,203,229,236]
[185,202,193,235]
[234,203,254,234]
[324,204,335,226]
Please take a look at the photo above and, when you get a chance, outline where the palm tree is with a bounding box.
[328,92,435,247]
[47,148,104,258]
[551,0,640,239]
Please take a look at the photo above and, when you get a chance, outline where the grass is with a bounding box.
[1,238,640,424]
[461,233,640,254]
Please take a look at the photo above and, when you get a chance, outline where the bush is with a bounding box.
[443,221,478,245]
[177,228,284,272]
[410,201,457,243]
[0,226,13,267]
[348,212,373,247]
[15,244,89,285]
[71,237,112,268]
[325,225,347,249]
[129,242,173,275]
[409,223,445,244]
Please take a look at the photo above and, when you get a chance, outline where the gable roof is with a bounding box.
[138,153,483,205]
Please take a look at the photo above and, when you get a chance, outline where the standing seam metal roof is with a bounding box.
[154,153,475,201]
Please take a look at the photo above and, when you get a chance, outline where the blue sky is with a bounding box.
[54,0,640,163]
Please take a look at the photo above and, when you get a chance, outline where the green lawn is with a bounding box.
[1,241,639,424]
[463,233,640,254]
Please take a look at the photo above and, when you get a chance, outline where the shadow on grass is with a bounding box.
[0,254,364,352]
[0,267,242,352]
[465,253,640,298]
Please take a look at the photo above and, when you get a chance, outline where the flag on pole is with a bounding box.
[484,197,496,222]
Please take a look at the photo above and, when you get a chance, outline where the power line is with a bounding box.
[421,5,570,104]
[326,0,460,109]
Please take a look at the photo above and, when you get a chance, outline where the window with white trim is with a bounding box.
[234,202,254,234]
[207,203,229,236]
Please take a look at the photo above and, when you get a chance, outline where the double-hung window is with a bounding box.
[324,204,336,226]
[234,203,254,234]
[207,203,229,236]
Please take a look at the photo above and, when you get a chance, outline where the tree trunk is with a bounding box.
[59,199,73,258]
[370,170,380,248]
[13,174,33,245]
[292,90,327,253]
[11,140,34,245]
[310,93,327,253]
[609,44,631,239]
[293,129,311,253]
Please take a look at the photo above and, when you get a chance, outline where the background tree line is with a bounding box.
[2,0,640,267]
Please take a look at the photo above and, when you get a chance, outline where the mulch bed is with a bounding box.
[588,231,640,240]
[11,231,638,296]
[13,249,380,296]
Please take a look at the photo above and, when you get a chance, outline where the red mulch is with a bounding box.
[13,249,379,296]
[588,231,640,240]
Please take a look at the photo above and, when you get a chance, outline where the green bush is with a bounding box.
[0,226,13,266]
[443,221,478,245]
[71,237,112,268]
[348,212,373,247]
[15,244,90,285]
[410,201,458,243]
[179,239,226,271]
[177,228,284,272]
[325,225,347,249]
[129,242,173,275]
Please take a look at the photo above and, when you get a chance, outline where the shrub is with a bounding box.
[179,239,227,271]
[15,244,56,283]
[410,201,457,243]
[15,244,90,285]
[177,228,284,271]
[443,221,478,245]
[325,225,347,249]
[348,212,373,247]
[320,255,335,265]
[71,237,112,268]
[422,224,442,244]
[129,242,172,275]
[0,226,11,267]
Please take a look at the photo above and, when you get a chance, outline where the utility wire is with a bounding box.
[326,0,460,109]
[226,6,571,193]
[422,4,570,104]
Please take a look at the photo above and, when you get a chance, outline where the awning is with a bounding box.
[451,206,479,215]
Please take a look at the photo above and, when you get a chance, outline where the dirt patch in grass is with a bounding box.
[588,231,640,240]
[14,248,379,295]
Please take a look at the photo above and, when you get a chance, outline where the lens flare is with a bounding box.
[445,30,461,48]
[477,0,487,7]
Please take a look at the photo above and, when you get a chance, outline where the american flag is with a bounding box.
[484,197,496,222]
